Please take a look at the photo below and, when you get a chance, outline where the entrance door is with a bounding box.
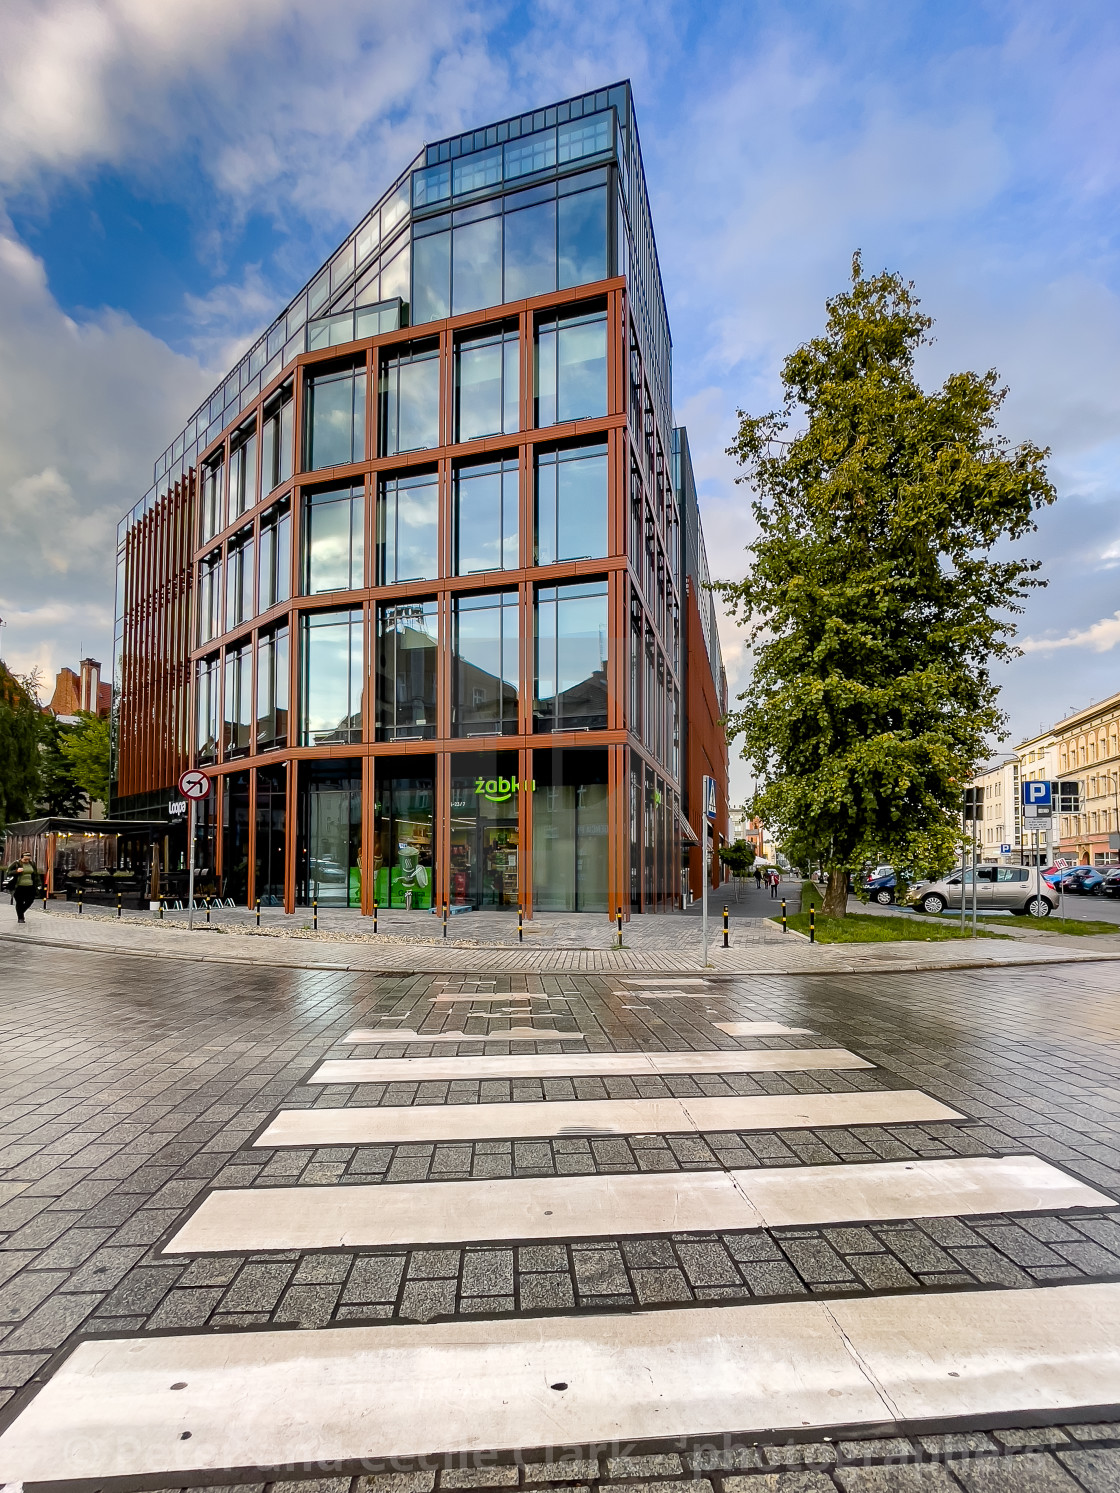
[479,820,518,908]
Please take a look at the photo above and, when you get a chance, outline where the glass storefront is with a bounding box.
[255,764,286,905]
[297,759,362,906]
[450,752,521,910]
[222,771,251,904]
[373,761,434,909]
[532,747,608,912]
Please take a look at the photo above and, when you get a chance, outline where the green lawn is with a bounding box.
[773,909,1008,943]
[934,911,1120,937]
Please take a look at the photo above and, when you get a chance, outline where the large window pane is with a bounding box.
[453,147,501,197]
[223,642,252,756]
[412,230,450,325]
[300,609,363,745]
[200,458,223,542]
[557,113,612,163]
[504,130,556,181]
[198,553,221,644]
[532,747,608,911]
[306,365,366,469]
[456,327,519,442]
[225,532,254,630]
[453,592,519,736]
[455,457,519,574]
[536,308,607,426]
[378,470,439,583]
[450,751,520,909]
[196,655,220,761]
[260,386,293,500]
[256,626,289,750]
[258,500,291,611]
[504,200,556,301]
[535,443,607,565]
[535,580,609,732]
[380,344,440,455]
[376,601,438,740]
[373,769,434,909]
[300,760,363,907]
[303,483,364,593]
[229,424,256,520]
[558,187,607,290]
[452,216,502,316]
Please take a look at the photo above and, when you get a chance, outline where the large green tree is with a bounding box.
[720,256,1056,916]
[0,666,42,833]
[37,717,88,816]
[60,711,111,807]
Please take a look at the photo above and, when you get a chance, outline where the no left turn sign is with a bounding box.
[178,769,211,801]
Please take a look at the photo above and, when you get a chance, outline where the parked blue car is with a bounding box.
[864,869,897,905]
[1064,867,1104,894]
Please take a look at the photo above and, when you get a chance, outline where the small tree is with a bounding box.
[60,712,111,807]
[719,839,757,878]
[720,256,1056,916]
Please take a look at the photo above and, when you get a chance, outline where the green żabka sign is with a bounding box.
[475,775,536,804]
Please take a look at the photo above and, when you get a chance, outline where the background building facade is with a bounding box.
[111,83,729,914]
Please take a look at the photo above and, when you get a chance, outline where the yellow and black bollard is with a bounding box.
[77,888,83,916]
[616,906,623,949]
[205,897,211,925]
[518,906,523,943]
[117,892,122,920]
[313,899,318,932]
[255,898,261,928]
[809,906,816,943]
[372,900,378,934]
[723,905,729,948]
[443,902,449,938]
[159,895,165,920]
[781,898,787,933]
[42,890,47,912]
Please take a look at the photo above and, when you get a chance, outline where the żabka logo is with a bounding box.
[475,776,536,803]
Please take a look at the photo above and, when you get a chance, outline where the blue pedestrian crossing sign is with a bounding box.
[1022,780,1052,807]
[703,775,717,822]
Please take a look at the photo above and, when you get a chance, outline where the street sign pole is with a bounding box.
[701,825,709,967]
[187,798,196,932]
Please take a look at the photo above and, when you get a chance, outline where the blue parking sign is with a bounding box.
[1022,780,1052,807]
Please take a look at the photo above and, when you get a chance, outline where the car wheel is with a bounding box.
[1025,897,1051,918]
[920,894,946,914]
[875,889,892,904]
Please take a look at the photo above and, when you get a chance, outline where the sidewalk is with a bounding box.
[6,898,1120,974]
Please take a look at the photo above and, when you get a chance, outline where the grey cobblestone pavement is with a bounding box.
[2,943,1120,1486]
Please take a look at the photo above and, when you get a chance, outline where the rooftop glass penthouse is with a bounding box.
[111,81,729,916]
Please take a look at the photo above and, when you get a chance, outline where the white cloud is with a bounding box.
[1022,611,1120,655]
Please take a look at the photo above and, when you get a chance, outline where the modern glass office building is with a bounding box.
[111,81,729,915]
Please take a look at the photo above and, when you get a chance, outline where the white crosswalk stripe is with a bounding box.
[3,1283,1120,1480]
[1,992,1116,1484]
[164,1155,1111,1254]
[308,1047,873,1082]
[254,1088,963,1147]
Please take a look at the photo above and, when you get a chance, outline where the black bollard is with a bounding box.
[781,898,787,933]
[373,900,378,934]
[518,906,523,943]
[616,905,623,950]
[313,898,318,932]
[723,905,729,948]
[443,902,448,939]
[117,892,122,920]
[78,888,83,916]
[255,898,261,928]
[809,906,816,943]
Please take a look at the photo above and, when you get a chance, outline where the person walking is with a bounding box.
[769,868,780,899]
[754,865,763,890]
[6,854,39,925]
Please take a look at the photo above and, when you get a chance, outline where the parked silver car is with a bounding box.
[909,865,1055,917]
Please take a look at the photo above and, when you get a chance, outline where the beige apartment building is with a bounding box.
[1053,691,1120,866]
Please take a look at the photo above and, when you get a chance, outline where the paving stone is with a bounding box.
[518,1273,574,1311]
[354,1474,436,1493]
[146,1288,224,1329]
[685,1448,767,1472]
[342,1256,406,1304]
[219,1261,293,1312]
[763,1444,837,1468]
[676,1241,741,1286]
[2,1291,102,1350]
[572,1247,629,1296]
[273,1283,341,1327]
[97,1266,181,1316]
[1062,1424,1120,1442]
[461,1250,514,1297]
[825,1227,882,1254]
[724,1474,835,1492]
[836,1441,917,1462]
[523,1462,599,1483]
[440,1467,520,1488]
[518,1245,568,1272]
[738,1262,807,1296]
[399,1279,457,1321]
[605,1455,684,1478]
[631,1267,692,1303]
[992,1428,1071,1449]
[1056,1447,1120,1490]
[952,1454,1080,1489]
[0,1269,66,1322]
[834,1467,962,1490]
[848,1254,919,1291]
[409,1249,461,1279]
[917,1436,997,1456]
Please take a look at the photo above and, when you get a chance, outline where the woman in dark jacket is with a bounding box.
[6,855,39,925]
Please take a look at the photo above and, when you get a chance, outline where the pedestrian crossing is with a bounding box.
[1,978,1118,1484]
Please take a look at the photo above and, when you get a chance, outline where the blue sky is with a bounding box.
[1,0,1119,804]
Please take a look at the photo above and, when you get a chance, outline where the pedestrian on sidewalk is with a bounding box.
[5,854,39,925]
[754,866,763,890]
[769,868,780,899]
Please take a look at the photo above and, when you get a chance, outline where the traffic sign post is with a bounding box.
[178,770,211,931]
[701,776,717,966]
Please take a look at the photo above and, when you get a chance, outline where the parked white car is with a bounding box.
[909,865,1055,918]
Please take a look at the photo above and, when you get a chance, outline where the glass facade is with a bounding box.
[303,483,364,593]
[452,592,519,736]
[119,84,711,920]
[454,457,519,574]
[376,601,438,740]
[378,470,439,583]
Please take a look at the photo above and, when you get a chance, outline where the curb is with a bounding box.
[5,927,1120,978]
